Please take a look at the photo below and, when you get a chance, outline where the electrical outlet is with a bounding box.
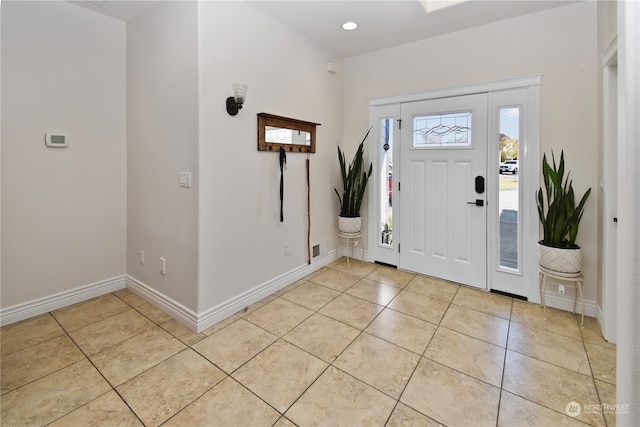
[284,243,290,256]
[139,250,145,265]
[160,257,166,275]
[559,284,565,295]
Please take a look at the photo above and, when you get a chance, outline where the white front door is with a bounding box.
[399,93,488,289]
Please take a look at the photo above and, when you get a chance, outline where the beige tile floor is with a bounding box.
[0,259,617,426]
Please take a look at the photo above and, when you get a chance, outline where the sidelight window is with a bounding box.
[379,118,394,246]
[498,107,520,270]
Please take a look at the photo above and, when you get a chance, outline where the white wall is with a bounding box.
[343,1,599,301]
[1,0,605,329]
[127,1,200,311]
[1,1,126,308]
[197,1,343,312]
[598,0,618,54]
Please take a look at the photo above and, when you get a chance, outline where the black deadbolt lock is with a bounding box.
[475,175,485,194]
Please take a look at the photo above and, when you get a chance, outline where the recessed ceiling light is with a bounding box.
[341,21,358,31]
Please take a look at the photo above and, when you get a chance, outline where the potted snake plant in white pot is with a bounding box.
[334,129,373,234]
[536,150,591,274]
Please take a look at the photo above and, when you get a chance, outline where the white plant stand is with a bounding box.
[539,266,585,327]
[339,231,362,269]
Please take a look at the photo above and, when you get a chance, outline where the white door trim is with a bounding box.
[369,76,542,107]
[487,87,541,300]
[368,76,542,302]
[368,104,401,266]
[601,37,618,343]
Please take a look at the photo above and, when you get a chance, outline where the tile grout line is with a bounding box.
[225,263,420,423]
[48,298,148,426]
[494,294,515,427]
[1,261,616,426]
[210,264,382,422]
[110,289,247,426]
[382,283,463,426]
[237,264,514,425]
[503,299,610,424]
[61,290,229,426]
[579,313,610,426]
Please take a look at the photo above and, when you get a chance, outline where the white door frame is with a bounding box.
[601,38,618,343]
[369,104,401,266]
[368,76,541,301]
[487,87,541,299]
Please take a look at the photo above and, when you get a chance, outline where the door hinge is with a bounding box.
[398,182,400,191]
[398,119,402,130]
[398,244,400,253]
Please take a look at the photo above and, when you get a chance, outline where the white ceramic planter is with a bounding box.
[537,242,583,274]
[338,216,362,234]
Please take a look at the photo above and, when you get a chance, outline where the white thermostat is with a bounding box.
[45,133,67,147]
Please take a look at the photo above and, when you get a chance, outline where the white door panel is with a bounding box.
[399,93,488,289]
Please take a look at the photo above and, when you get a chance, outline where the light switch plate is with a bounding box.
[179,172,192,188]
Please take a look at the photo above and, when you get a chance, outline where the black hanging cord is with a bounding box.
[279,146,286,222]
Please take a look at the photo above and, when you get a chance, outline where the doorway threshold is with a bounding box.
[374,261,398,269]
[490,289,528,301]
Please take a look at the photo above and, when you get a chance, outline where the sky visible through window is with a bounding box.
[500,108,520,139]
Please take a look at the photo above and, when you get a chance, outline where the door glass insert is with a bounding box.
[412,111,472,147]
[498,107,520,270]
[379,118,393,246]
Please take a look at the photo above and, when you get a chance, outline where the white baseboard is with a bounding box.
[125,275,200,331]
[596,303,605,328]
[195,249,337,332]
[595,303,613,342]
[541,291,597,318]
[337,245,367,263]
[0,275,126,327]
[126,250,338,333]
[0,250,338,332]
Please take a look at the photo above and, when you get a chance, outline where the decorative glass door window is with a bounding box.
[412,111,472,147]
[379,118,394,246]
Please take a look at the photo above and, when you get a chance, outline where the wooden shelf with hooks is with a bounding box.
[257,113,320,153]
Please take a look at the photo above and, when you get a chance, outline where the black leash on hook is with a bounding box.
[279,146,286,222]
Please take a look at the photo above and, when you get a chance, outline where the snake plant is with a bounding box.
[334,128,373,217]
[536,150,591,249]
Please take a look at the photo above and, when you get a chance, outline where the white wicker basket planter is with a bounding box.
[537,242,583,274]
[338,216,362,234]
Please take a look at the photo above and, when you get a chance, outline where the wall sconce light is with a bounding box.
[226,84,248,116]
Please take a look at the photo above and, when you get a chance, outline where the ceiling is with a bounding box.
[247,0,577,57]
[69,0,157,21]
[70,0,578,58]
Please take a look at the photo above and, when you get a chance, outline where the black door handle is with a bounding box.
[467,199,484,206]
